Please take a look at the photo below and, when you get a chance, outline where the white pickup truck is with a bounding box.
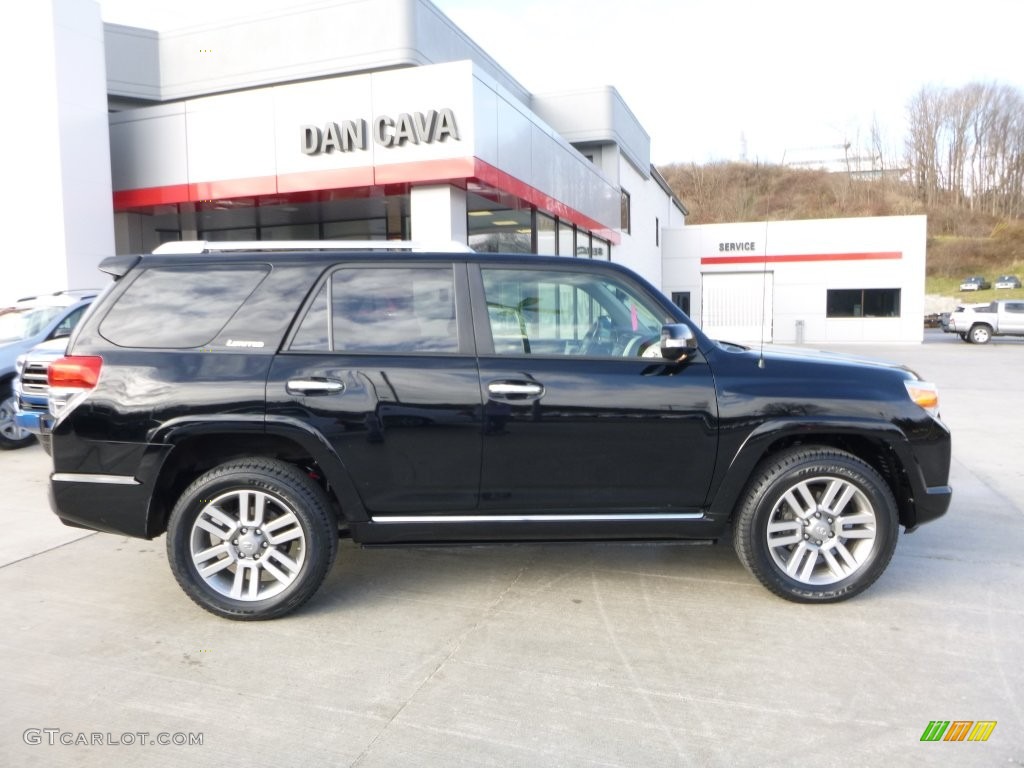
[948,299,1024,343]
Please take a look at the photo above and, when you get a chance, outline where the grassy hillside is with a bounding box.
[657,162,1024,297]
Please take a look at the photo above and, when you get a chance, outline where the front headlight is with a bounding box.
[904,380,939,417]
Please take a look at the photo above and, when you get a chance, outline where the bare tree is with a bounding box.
[905,82,1024,218]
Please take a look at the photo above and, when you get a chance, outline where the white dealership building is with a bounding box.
[7,0,926,343]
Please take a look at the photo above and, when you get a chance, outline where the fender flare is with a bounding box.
[708,417,919,521]
[147,414,368,523]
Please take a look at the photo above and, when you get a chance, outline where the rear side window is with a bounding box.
[290,267,457,353]
[100,266,270,348]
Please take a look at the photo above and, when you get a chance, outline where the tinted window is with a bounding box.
[291,267,458,354]
[100,266,270,348]
[482,268,670,357]
[1005,303,1024,313]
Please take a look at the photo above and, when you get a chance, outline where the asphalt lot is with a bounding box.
[1,329,1022,767]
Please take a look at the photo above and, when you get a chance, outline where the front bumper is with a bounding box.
[906,484,953,532]
[14,408,52,435]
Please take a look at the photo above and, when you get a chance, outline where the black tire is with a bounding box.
[166,458,338,620]
[0,393,36,450]
[969,324,992,344]
[732,447,899,603]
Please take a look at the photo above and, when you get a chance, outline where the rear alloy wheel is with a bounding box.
[167,458,337,620]
[969,324,992,344]
[733,447,898,603]
[0,394,36,450]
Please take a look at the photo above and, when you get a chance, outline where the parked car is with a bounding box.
[947,299,1024,343]
[959,276,991,291]
[14,338,69,455]
[46,241,951,619]
[994,274,1022,290]
[0,290,98,449]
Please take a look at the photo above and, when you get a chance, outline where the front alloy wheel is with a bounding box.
[733,447,898,603]
[167,458,337,620]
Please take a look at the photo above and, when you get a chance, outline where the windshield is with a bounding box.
[0,307,62,344]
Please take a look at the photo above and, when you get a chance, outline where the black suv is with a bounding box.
[46,241,952,619]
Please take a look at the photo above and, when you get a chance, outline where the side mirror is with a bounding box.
[660,323,697,361]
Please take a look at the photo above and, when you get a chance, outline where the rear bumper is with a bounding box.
[49,472,153,538]
[49,442,173,539]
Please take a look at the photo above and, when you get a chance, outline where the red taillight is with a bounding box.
[48,356,103,389]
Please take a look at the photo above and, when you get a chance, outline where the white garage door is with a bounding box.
[701,272,774,343]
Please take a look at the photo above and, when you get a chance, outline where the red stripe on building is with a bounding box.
[113,184,192,209]
[277,167,376,193]
[373,157,476,185]
[192,176,277,200]
[701,251,902,265]
[472,159,620,244]
[111,157,621,244]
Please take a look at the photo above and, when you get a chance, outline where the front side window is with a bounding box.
[291,267,458,354]
[482,268,671,357]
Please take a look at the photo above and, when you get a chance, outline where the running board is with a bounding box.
[350,511,725,545]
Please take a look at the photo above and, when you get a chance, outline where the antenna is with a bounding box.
[757,168,772,369]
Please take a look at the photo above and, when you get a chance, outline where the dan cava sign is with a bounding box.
[301,108,459,154]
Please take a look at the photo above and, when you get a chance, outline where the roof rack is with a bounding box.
[15,289,101,302]
[152,240,474,255]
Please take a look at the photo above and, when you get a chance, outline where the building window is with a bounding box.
[620,190,631,234]
[536,212,556,255]
[557,220,574,257]
[467,204,531,253]
[826,289,901,318]
[655,217,660,246]
[671,291,691,315]
[576,231,592,258]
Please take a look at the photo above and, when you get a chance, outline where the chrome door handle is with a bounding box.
[487,381,544,398]
[287,378,345,395]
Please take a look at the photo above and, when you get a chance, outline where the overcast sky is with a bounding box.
[97,0,1024,166]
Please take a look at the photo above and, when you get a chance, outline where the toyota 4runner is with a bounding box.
[46,241,952,619]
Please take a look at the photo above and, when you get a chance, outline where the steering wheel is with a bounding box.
[579,316,614,355]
